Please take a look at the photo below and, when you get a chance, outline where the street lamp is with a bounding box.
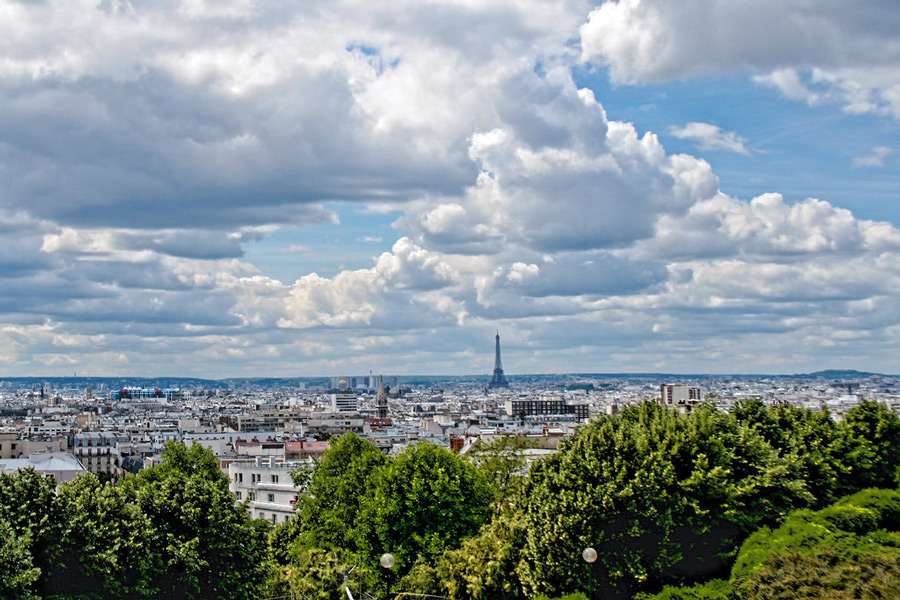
[582,547,597,599]
[381,553,396,598]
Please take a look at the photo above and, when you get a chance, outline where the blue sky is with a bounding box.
[0,0,899,377]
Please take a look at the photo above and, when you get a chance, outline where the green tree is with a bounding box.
[356,441,494,595]
[837,400,900,491]
[518,402,807,600]
[731,488,900,600]
[0,519,40,600]
[467,435,539,507]
[734,399,847,508]
[43,473,154,599]
[433,508,529,599]
[0,467,60,598]
[119,441,270,600]
[295,432,388,552]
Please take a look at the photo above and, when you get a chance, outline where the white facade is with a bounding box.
[331,392,358,413]
[660,384,702,406]
[227,457,302,524]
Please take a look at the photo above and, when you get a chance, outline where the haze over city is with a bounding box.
[1,1,899,378]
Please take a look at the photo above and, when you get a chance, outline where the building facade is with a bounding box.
[227,457,303,524]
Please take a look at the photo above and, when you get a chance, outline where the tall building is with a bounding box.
[375,375,389,419]
[488,332,510,389]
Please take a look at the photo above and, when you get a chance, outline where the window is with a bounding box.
[271,514,276,524]
[259,512,264,519]
[238,473,243,483]
[235,491,241,500]
[268,493,275,503]
[271,474,279,483]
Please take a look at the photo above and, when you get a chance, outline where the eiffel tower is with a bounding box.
[488,331,510,389]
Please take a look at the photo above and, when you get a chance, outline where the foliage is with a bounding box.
[0,443,271,600]
[517,402,809,600]
[731,488,900,599]
[117,441,270,600]
[633,579,735,600]
[0,467,60,598]
[356,441,494,594]
[432,508,529,599]
[288,456,318,491]
[466,435,539,507]
[0,519,40,600]
[44,473,154,599]
[295,432,388,553]
[838,400,900,491]
[733,399,846,507]
[272,436,494,599]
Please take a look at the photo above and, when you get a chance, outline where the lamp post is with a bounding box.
[582,547,597,600]
[381,553,395,598]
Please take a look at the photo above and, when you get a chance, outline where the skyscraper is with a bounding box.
[488,331,510,389]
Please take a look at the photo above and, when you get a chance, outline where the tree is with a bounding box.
[734,399,848,508]
[0,519,40,600]
[433,508,529,599]
[356,441,494,595]
[119,441,270,600]
[467,435,539,507]
[837,400,900,491]
[518,402,807,600]
[295,432,388,553]
[0,467,60,598]
[44,472,154,599]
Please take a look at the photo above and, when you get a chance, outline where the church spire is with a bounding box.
[375,375,389,419]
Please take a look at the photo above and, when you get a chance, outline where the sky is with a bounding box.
[1,0,899,378]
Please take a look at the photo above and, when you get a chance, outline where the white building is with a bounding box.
[331,391,358,413]
[660,384,702,410]
[227,457,303,524]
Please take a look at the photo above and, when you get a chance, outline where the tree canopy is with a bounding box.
[0,442,269,600]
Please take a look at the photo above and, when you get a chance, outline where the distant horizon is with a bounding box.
[0,368,891,383]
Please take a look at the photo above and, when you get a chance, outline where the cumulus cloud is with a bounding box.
[580,0,900,120]
[669,122,750,155]
[0,0,899,375]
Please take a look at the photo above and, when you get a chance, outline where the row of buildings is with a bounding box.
[1,368,898,521]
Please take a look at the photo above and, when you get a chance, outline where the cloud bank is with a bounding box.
[580,0,900,120]
[0,0,897,376]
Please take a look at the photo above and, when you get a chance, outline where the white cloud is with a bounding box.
[580,0,900,120]
[669,122,750,155]
[0,0,899,375]
[852,146,891,168]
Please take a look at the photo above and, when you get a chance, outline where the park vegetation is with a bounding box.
[0,399,898,599]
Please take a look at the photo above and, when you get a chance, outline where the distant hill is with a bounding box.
[794,369,884,379]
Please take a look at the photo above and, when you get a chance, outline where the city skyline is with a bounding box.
[1,1,899,377]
